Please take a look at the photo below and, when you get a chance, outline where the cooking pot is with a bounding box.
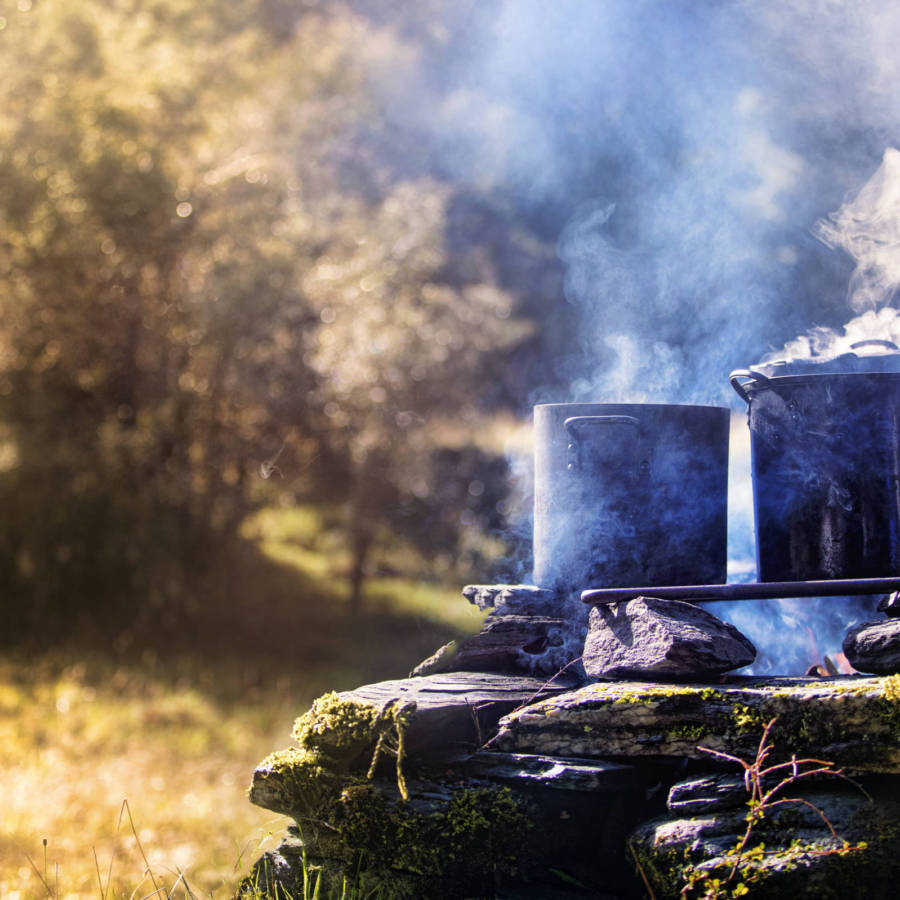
[731,340,900,581]
[533,403,729,591]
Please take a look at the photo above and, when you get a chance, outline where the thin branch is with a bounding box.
[481,656,583,749]
[93,846,106,900]
[763,797,840,840]
[629,842,657,900]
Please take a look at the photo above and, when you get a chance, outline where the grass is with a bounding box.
[1,505,488,898]
[0,650,297,898]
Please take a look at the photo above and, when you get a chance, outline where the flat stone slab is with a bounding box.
[449,615,576,676]
[343,671,580,760]
[462,584,562,613]
[461,750,645,793]
[492,675,900,774]
[666,773,749,815]
[456,585,590,677]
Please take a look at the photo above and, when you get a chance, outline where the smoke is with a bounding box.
[816,148,900,313]
[762,148,900,365]
[761,308,900,365]
[362,0,900,672]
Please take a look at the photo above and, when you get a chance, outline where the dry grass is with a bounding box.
[1,507,487,898]
[0,651,306,898]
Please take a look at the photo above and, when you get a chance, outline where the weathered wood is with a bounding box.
[343,671,580,760]
[492,675,900,773]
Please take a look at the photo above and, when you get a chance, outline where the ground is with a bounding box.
[1,506,487,898]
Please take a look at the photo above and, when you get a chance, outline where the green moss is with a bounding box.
[732,703,766,736]
[883,674,900,701]
[251,690,534,897]
[635,832,872,900]
[254,746,340,819]
[700,688,726,702]
[874,674,900,740]
[336,783,533,894]
[292,691,383,765]
[610,685,702,708]
[669,723,711,741]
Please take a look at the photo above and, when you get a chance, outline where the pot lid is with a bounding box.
[750,339,900,377]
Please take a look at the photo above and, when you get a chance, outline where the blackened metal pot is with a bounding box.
[533,403,729,592]
[731,367,900,581]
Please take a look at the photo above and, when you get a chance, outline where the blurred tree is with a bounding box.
[300,178,531,606]
[0,0,541,632]
[0,0,339,633]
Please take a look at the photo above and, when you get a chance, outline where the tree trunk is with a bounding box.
[349,520,373,613]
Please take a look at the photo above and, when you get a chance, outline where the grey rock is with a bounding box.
[667,773,749,814]
[845,618,900,674]
[463,750,644,793]
[582,596,756,680]
[457,584,591,677]
[877,591,900,618]
[409,640,459,677]
[632,781,900,899]
[449,615,578,677]
[462,584,563,614]
[343,671,580,761]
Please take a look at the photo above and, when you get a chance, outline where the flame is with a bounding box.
[803,625,858,676]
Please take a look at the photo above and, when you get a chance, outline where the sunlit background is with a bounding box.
[4,0,900,895]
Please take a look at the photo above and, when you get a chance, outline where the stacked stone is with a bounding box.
[439,585,756,682]
[243,580,900,899]
[843,591,900,674]
[411,584,589,679]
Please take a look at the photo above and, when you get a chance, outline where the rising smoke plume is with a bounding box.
[368,0,900,671]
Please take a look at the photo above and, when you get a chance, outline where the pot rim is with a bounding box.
[730,368,900,403]
[534,401,729,412]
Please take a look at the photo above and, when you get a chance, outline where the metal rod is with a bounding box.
[580,576,900,605]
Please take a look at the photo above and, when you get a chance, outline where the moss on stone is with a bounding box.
[872,674,900,741]
[250,689,535,898]
[669,723,711,742]
[299,781,535,899]
[731,703,766,736]
[251,747,340,819]
[291,691,383,765]
[700,687,726,703]
[633,828,875,900]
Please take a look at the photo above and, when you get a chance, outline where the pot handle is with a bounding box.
[850,339,900,352]
[564,415,640,473]
[729,368,771,404]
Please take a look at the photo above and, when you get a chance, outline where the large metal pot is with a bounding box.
[731,342,900,581]
[533,403,729,592]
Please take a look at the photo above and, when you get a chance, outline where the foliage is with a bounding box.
[0,0,540,634]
